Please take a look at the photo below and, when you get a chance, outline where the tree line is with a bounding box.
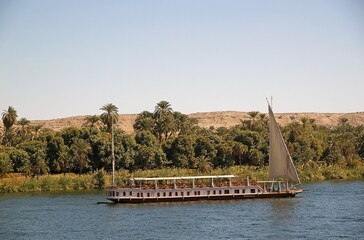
[1,101,363,177]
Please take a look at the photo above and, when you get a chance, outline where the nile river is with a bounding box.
[0,181,363,239]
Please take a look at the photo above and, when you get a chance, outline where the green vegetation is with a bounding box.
[1,101,363,193]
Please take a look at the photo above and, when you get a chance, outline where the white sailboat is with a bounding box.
[268,102,301,184]
[106,102,302,203]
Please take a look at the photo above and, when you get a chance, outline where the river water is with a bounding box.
[0,181,363,240]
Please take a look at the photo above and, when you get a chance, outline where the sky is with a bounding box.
[0,0,363,120]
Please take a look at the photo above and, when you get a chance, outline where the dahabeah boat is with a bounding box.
[106,103,303,203]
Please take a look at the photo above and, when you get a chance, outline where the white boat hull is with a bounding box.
[106,185,301,204]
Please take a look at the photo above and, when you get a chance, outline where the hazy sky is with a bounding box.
[1,0,363,120]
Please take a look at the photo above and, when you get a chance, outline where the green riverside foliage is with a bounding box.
[1,165,363,193]
[1,102,363,193]
[0,172,106,192]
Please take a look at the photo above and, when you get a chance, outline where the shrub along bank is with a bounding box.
[1,165,363,193]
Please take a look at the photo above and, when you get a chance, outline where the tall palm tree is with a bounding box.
[153,101,176,141]
[100,103,119,186]
[100,104,119,133]
[153,100,172,120]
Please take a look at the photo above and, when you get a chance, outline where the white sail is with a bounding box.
[268,104,301,184]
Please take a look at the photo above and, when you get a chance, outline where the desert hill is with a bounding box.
[3,111,363,134]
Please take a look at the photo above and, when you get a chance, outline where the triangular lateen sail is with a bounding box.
[268,103,301,184]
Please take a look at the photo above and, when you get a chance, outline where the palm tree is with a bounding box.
[153,100,172,120]
[100,104,119,133]
[247,111,259,130]
[31,124,43,140]
[17,117,30,140]
[248,111,259,121]
[18,117,30,127]
[195,155,212,173]
[2,106,18,129]
[33,150,50,176]
[71,138,91,174]
[83,115,101,129]
[153,101,176,141]
[2,106,18,145]
[58,151,72,173]
[133,111,154,132]
[232,142,248,165]
[173,112,198,135]
[100,103,119,186]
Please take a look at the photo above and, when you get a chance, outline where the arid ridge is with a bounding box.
[6,111,363,134]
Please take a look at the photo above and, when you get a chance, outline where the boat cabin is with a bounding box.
[106,175,298,203]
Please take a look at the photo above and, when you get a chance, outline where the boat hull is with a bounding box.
[106,187,300,204]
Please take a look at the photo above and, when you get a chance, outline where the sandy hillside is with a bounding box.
[1,111,363,134]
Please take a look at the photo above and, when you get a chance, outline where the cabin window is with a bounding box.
[169,192,172,196]
[207,190,210,195]
[163,192,166,197]
[181,192,184,196]
[141,193,143,197]
[251,189,256,193]
[242,189,245,194]
[213,190,216,195]
[198,191,201,195]
[219,190,222,194]
[224,190,229,194]
[175,192,178,196]
[147,193,150,197]
[112,191,115,196]
[187,192,190,196]
[235,189,239,194]
[157,193,160,197]
[137,193,140,197]
[123,192,126,196]
[194,191,197,195]
[116,192,119,196]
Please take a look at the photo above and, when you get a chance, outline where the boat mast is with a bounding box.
[267,98,301,184]
[111,120,115,186]
[269,96,273,184]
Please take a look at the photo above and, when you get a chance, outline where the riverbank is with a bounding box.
[0,165,363,193]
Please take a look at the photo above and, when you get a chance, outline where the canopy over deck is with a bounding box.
[132,175,236,182]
